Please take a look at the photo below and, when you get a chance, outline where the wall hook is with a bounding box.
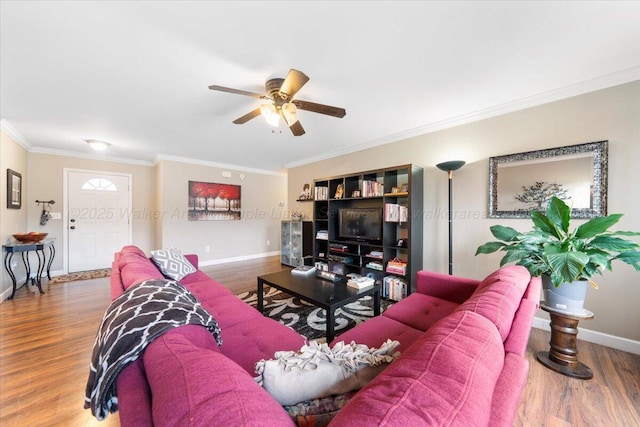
[36,200,56,226]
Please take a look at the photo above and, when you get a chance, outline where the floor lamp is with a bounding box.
[436,160,466,275]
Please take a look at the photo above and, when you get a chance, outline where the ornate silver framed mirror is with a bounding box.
[489,141,608,219]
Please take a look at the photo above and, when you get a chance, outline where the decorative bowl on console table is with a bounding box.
[12,232,48,243]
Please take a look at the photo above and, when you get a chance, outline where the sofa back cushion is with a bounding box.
[455,266,530,341]
[118,251,164,291]
[329,310,504,426]
[143,325,295,427]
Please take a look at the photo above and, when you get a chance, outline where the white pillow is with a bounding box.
[255,339,400,406]
[150,248,196,281]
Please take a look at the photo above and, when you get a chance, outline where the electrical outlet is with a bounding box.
[205,246,210,253]
[266,240,270,246]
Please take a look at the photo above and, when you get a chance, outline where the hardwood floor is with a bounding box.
[1,256,638,426]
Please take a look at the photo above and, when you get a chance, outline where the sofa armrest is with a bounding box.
[415,270,480,304]
[184,254,199,270]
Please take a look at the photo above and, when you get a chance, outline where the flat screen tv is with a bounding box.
[338,208,382,242]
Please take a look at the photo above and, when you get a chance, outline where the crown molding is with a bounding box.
[285,67,640,169]
[0,118,31,150]
[29,146,154,166]
[154,154,287,177]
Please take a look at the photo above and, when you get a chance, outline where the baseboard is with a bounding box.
[532,316,640,355]
[199,251,281,267]
[1,273,27,302]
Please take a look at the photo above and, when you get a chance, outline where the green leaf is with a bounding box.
[530,210,557,237]
[616,251,640,271]
[546,251,590,283]
[611,230,640,237]
[545,196,570,233]
[489,225,520,242]
[589,236,640,252]
[575,214,623,239]
[499,249,531,265]
[475,242,505,255]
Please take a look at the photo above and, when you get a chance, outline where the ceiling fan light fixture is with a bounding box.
[85,139,111,151]
[281,102,298,126]
[259,102,280,127]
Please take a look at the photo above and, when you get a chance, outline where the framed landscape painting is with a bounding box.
[188,181,241,221]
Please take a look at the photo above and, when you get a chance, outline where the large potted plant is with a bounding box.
[476,196,640,313]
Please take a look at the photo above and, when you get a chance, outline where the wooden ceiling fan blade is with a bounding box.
[289,120,305,136]
[292,99,346,118]
[209,85,265,99]
[233,108,262,124]
[279,69,309,99]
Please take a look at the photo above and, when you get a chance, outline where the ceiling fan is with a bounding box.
[209,69,346,136]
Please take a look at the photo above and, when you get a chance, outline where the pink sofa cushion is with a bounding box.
[382,293,459,332]
[456,265,530,341]
[116,360,153,427]
[329,310,504,426]
[331,315,424,353]
[143,325,295,427]
[489,352,530,427]
[221,318,306,375]
[118,252,164,290]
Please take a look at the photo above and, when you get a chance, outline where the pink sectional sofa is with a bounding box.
[109,245,540,426]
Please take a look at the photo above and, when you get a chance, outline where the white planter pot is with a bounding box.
[542,275,588,313]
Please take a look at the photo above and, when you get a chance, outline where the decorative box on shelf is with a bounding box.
[386,259,407,275]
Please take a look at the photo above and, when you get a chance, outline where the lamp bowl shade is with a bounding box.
[436,160,466,172]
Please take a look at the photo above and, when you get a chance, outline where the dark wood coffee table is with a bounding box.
[257,270,380,343]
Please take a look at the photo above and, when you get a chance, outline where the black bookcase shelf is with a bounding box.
[311,164,423,301]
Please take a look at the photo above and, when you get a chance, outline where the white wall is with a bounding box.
[155,159,287,264]
[1,131,29,296]
[288,81,640,344]
[26,153,156,272]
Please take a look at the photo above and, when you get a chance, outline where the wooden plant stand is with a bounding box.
[536,304,594,380]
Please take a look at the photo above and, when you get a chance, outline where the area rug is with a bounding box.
[237,288,394,341]
[48,268,112,284]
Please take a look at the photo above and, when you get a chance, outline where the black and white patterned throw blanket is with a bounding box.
[84,279,222,420]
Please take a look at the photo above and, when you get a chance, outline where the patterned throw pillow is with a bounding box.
[150,248,196,281]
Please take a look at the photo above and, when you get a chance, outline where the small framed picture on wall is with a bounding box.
[7,169,22,209]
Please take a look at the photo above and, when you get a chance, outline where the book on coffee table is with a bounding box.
[347,276,375,290]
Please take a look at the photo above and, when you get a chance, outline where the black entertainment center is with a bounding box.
[312,164,423,301]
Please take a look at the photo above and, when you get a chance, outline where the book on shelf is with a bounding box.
[384,203,408,222]
[314,186,328,201]
[365,261,383,271]
[329,243,349,252]
[361,180,384,197]
[316,230,328,240]
[366,250,383,259]
[383,275,407,301]
[291,266,317,276]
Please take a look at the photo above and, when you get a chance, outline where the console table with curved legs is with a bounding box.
[2,239,55,300]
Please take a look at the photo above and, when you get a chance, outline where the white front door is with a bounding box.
[67,170,132,272]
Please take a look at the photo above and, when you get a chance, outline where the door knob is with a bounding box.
[70,226,76,230]
[70,219,76,222]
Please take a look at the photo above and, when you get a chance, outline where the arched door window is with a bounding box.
[81,178,117,191]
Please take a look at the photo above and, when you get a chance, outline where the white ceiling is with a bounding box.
[2,1,639,173]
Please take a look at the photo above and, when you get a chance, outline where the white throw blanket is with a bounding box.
[255,339,400,405]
